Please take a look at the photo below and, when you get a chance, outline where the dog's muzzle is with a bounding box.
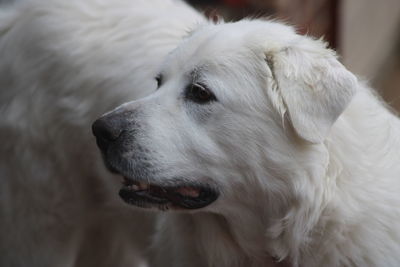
[92,110,219,210]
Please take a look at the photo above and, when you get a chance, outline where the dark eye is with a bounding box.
[185,83,217,104]
[155,74,163,89]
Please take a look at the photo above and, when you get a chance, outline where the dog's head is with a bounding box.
[92,20,357,213]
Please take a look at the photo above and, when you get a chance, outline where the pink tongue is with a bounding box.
[176,187,200,198]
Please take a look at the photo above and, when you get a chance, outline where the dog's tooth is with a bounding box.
[131,184,139,191]
[176,187,200,198]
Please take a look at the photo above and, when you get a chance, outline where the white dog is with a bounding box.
[0,0,203,266]
[92,5,400,267]
[2,0,400,267]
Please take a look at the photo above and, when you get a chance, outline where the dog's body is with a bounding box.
[0,0,203,266]
[1,0,400,267]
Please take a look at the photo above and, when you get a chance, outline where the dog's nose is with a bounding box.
[92,113,125,152]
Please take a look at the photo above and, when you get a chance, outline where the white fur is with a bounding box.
[110,13,400,267]
[1,1,400,267]
[0,0,203,266]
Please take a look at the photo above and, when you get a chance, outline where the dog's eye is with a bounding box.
[155,74,163,89]
[186,83,217,104]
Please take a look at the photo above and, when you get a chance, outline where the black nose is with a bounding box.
[92,112,126,152]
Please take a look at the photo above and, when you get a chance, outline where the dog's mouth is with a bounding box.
[119,177,219,210]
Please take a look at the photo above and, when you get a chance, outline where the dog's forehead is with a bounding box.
[165,27,247,73]
[163,20,296,76]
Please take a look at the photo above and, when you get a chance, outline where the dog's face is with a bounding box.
[92,20,357,213]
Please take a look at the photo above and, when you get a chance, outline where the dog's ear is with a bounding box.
[265,39,358,143]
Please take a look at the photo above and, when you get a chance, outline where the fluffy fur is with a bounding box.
[0,0,203,266]
[1,0,400,267]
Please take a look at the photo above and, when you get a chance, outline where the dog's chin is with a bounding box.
[119,177,219,211]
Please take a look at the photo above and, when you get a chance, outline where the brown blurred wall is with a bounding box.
[341,0,400,112]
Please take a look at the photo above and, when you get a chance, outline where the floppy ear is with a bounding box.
[266,39,358,143]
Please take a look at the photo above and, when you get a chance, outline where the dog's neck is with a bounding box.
[164,212,290,267]
[268,87,400,266]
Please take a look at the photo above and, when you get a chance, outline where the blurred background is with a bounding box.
[186,0,400,112]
